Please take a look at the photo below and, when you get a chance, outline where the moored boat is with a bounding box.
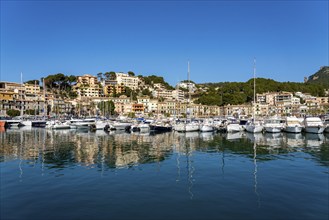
[283,116,303,133]
[303,117,325,134]
[264,117,284,133]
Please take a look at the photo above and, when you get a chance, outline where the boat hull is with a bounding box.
[284,126,303,133]
[304,126,325,134]
[245,124,263,133]
[264,126,282,133]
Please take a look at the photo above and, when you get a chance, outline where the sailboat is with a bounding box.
[245,59,264,133]
[174,61,199,132]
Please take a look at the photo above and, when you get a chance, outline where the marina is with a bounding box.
[1,127,328,220]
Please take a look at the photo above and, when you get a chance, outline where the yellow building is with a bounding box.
[77,74,98,85]
[103,84,125,96]
[0,90,15,101]
[24,83,40,94]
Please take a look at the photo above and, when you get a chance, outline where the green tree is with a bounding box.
[25,109,39,115]
[24,80,40,85]
[128,112,135,118]
[97,72,103,81]
[109,72,116,80]
[128,71,135,76]
[104,72,111,80]
[6,109,20,117]
[97,100,115,116]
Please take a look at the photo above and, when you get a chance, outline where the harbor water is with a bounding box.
[1,128,328,220]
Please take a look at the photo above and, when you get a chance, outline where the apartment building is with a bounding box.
[103,84,125,96]
[24,83,40,94]
[172,89,186,101]
[152,89,173,100]
[224,104,252,117]
[116,73,140,90]
[132,104,144,113]
[77,74,98,85]
[257,92,294,106]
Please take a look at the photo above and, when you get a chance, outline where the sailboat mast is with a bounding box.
[20,72,24,117]
[188,61,191,101]
[43,78,46,118]
[34,80,37,117]
[187,61,191,122]
[253,58,256,121]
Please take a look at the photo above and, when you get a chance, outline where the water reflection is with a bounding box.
[1,129,328,169]
[1,128,328,220]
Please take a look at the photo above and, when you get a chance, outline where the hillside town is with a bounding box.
[0,72,329,119]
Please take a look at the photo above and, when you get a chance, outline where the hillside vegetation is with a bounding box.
[27,67,328,106]
[195,78,326,106]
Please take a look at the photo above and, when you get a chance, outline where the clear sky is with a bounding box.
[1,0,328,86]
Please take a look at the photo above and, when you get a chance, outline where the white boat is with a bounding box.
[174,122,185,132]
[226,118,248,132]
[174,62,199,133]
[75,118,96,130]
[149,121,172,132]
[47,120,70,129]
[245,59,264,133]
[138,123,150,133]
[226,117,241,132]
[199,118,214,132]
[303,117,325,134]
[185,122,200,132]
[174,120,199,132]
[264,117,284,133]
[68,118,85,129]
[95,120,108,130]
[200,124,214,132]
[283,116,303,133]
[20,118,47,127]
[112,121,132,130]
[245,120,264,133]
[5,119,22,127]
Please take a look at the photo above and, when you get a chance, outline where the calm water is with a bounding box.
[1,128,328,220]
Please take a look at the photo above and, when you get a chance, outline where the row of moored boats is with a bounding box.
[1,115,329,134]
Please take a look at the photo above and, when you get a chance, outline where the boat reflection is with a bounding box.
[305,133,325,148]
[225,131,246,141]
[1,129,328,171]
[285,133,304,148]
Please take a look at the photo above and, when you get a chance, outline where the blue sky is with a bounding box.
[1,1,328,86]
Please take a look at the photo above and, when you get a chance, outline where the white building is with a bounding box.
[177,81,197,93]
[116,73,140,90]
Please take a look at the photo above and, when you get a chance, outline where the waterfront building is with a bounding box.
[132,103,144,114]
[257,91,294,106]
[147,99,158,114]
[0,90,16,115]
[224,104,252,117]
[48,98,73,116]
[111,95,131,115]
[137,96,150,112]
